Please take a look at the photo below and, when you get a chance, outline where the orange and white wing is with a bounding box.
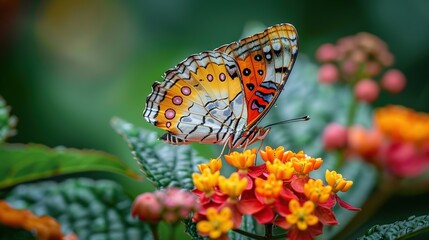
[143,51,247,145]
[215,23,298,129]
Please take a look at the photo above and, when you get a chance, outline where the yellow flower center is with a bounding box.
[286,200,318,231]
[192,168,220,196]
[266,158,295,180]
[304,179,332,203]
[255,174,283,204]
[291,151,323,175]
[218,172,248,200]
[196,207,233,239]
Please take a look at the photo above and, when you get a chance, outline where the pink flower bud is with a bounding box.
[342,60,358,76]
[354,79,379,103]
[159,188,198,223]
[381,69,406,93]
[315,43,339,62]
[365,61,381,76]
[132,193,163,222]
[322,123,348,150]
[318,63,339,84]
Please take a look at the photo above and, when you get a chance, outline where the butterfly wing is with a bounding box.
[144,51,247,145]
[215,23,298,129]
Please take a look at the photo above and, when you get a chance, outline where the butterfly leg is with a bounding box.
[256,137,265,154]
[217,135,233,159]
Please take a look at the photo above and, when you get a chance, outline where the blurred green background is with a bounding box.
[1,0,429,238]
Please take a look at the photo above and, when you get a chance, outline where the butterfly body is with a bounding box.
[144,23,298,148]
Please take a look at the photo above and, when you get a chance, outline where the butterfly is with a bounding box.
[144,23,298,149]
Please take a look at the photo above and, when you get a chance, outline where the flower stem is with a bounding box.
[232,228,266,240]
[265,223,273,238]
[334,92,359,170]
[148,223,159,240]
[169,222,177,240]
[232,224,286,239]
[346,94,358,127]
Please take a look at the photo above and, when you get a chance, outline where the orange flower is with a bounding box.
[266,159,295,180]
[374,105,429,146]
[291,151,323,175]
[304,179,332,203]
[255,174,283,204]
[325,170,353,193]
[348,125,382,159]
[224,149,256,172]
[260,146,287,163]
[198,158,222,173]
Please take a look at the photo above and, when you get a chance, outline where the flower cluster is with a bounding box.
[316,32,406,103]
[192,147,358,240]
[132,187,199,223]
[323,105,429,177]
[0,200,77,240]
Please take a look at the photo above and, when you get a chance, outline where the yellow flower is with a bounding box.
[197,207,233,239]
[291,151,323,175]
[266,159,295,180]
[198,158,222,173]
[286,199,318,231]
[224,149,256,172]
[374,105,429,146]
[218,172,248,200]
[304,179,332,203]
[325,169,353,193]
[192,168,220,196]
[255,174,283,204]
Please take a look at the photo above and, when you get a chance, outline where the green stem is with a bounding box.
[232,223,287,239]
[334,91,359,170]
[148,223,159,240]
[232,228,266,240]
[265,223,273,238]
[333,149,345,170]
[346,95,358,127]
[170,222,177,240]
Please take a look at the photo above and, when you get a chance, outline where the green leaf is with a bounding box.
[0,96,17,143]
[0,144,141,189]
[357,214,429,240]
[111,117,206,190]
[5,178,152,240]
[183,218,205,240]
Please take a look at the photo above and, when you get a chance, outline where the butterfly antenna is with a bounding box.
[264,115,310,128]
